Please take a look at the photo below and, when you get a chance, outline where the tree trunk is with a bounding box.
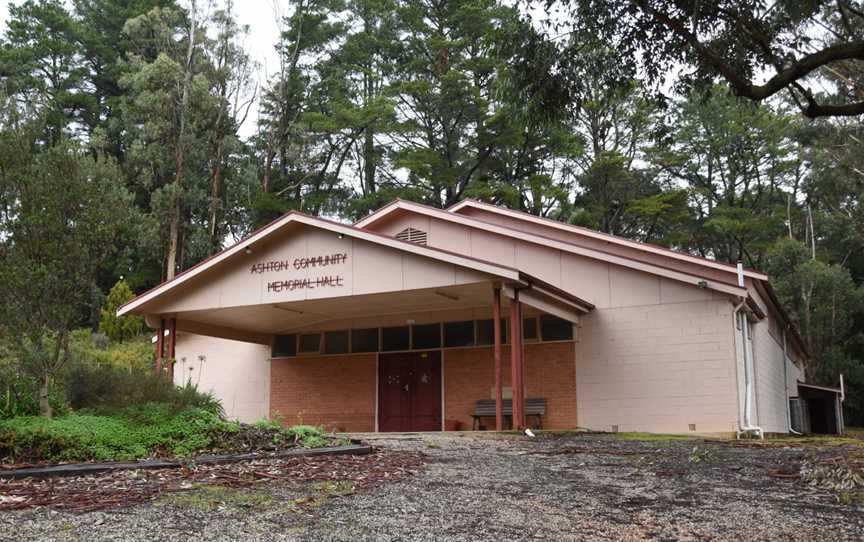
[166,0,197,280]
[38,373,52,418]
[208,127,225,252]
[166,208,180,280]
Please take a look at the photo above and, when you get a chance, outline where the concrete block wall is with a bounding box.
[173,333,271,423]
[575,298,739,434]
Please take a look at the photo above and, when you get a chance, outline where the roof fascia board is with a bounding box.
[362,201,747,298]
[517,289,583,324]
[119,212,520,316]
[354,199,402,228]
[529,284,593,314]
[448,199,768,281]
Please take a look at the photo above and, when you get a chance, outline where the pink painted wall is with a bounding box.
[173,332,271,423]
[371,210,745,434]
[149,223,492,314]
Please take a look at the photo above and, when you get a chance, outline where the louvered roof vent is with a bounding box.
[395,227,428,245]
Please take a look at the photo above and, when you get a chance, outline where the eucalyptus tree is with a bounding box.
[120,3,251,279]
[253,0,347,223]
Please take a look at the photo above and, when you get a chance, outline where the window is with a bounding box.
[299,333,321,353]
[522,317,538,340]
[351,328,379,353]
[323,330,349,354]
[271,334,296,358]
[539,315,573,341]
[444,320,474,347]
[382,326,410,351]
[476,318,508,345]
[412,323,441,349]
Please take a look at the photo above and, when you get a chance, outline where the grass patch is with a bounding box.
[157,485,276,510]
[0,404,239,462]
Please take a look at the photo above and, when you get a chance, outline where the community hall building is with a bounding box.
[118,199,845,436]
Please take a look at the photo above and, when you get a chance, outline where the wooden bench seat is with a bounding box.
[472,398,546,430]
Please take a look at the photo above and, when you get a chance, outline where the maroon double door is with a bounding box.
[378,351,442,432]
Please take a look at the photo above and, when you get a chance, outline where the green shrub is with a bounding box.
[251,420,331,448]
[98,280,145,343]
[65,363,224,417]
[0,407,240,462]
[285,425,330,448]
[70,329,152,371]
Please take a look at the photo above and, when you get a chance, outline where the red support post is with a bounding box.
[167,318,177,379]
[493,287,503,432]
[509,293,524,431]
[155,318,165,378]
[516,301,527,430]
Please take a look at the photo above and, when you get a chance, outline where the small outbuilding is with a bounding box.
[121,199,839,436]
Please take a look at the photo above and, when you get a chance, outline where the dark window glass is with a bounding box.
[412,324,441,349]
[351,328,379,353]
[444,320,474,347]
[540,315,573,341]
[381,326,410,351]
[272,334,296,357]
[299,333,321,353]
[522,317,538,340]
[476,319,508,345]
[323,330,349,354]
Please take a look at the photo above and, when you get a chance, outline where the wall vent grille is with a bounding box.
[395,227,428,245]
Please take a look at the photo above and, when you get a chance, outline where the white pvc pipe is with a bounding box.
[737,305,764,439]
[782,328,802,435]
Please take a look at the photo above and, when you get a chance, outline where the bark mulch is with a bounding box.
[0,449,425,513]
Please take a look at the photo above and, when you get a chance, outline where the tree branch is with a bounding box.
[635,1,864,117]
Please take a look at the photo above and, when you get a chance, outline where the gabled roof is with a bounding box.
[119,210,593,317]
[358,198,767,282]
[355,198,750,297]
[447,199,769,280]
[357,198,809,359]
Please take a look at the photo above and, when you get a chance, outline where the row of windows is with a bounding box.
[271,315,574,358]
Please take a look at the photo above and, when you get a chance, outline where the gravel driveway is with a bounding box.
[2,432,863,541]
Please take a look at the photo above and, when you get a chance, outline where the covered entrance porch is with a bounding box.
[118,212,592,432]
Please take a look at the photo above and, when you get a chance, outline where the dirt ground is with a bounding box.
[2,432,863,541]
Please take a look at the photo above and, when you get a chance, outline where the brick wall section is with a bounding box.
[575,299,739,433]
[270,354,377,432]
[443,342,578,430]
